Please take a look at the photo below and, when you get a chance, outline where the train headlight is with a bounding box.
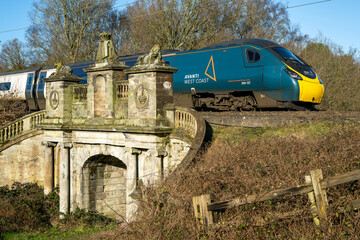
[285,68,303,80]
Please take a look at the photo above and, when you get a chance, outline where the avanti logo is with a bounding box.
[205,56,216,82]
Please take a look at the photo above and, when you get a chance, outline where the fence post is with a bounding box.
[310,169,330,234]
[192,194,213,229]
[305,175,320,226]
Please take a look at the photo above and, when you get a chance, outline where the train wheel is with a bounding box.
[242,96,256,111]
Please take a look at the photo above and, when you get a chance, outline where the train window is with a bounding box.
[246,49,261,63]
[0,82,11,91]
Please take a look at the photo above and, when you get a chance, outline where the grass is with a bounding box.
[212,120,346,141]
[2,225,117,240]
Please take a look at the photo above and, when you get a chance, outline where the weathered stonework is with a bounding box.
[85,33,130,121]
[125,44,178,128]
[84,69,128,120]
[0,134,45,186]
[44,64,82,124]
[0,35,203,223]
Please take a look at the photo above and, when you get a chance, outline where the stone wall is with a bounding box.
[81,155,127,219]
[0,134,45,186]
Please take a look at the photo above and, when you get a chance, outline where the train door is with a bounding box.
[25,73,37,110]
[241,46,264,90]
[36,71,48,110]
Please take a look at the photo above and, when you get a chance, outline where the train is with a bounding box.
[0,38,324,111]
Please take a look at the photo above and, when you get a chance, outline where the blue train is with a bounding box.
[0,38,324,111]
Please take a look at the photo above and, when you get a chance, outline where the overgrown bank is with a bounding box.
[115,121,360,239]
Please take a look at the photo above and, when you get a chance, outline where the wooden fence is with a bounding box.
[193,169,360,231]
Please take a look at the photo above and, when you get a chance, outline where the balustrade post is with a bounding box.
[30,117,34,129]
[4,127,8,141]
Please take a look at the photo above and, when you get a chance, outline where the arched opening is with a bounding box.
[94,75,106,117]
[82,154,127,219]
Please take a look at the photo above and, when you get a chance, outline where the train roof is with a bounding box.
[201,38,281,50]
[117,39,281,62]
[0,68,41,76]
[118,49,179,62]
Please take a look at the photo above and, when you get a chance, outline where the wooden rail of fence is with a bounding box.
[193,169,360,231]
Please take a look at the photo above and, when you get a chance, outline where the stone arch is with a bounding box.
[81,154,127,219]
[94,74,106,117]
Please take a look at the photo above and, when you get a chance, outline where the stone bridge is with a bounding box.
[0,34,206,221]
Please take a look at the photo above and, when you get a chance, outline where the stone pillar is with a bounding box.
[43,65,83,125]
[124,44,178,128]
[126,148,141,221]
[157,150,168,178]
[84,33,129,119]
[42,141,57,195]
[59,142,73,217]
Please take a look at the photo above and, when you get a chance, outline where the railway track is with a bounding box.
[200,111,360,127]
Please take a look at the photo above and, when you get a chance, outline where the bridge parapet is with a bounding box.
[0,110,45,145]
[175,107,197,139]
[171,106,207,173]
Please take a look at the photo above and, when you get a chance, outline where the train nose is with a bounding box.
[298,80,325,103]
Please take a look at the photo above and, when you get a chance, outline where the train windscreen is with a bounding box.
[272,47,316,79]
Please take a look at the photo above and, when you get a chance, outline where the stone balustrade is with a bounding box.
[0,110,45,144]
[73,85,88,102]
[116,82,128,100]
[175,107,197,139]
[172,106,207,173]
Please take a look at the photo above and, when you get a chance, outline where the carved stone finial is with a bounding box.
[128,44,178,73]
[135,44,166,67]
[99,32,111,41]
[95,32,126,67]
[45,62,82,81]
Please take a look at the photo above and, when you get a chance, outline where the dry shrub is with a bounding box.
[300,41,360,111]
[0,100,29,126]
[115,122,360,239]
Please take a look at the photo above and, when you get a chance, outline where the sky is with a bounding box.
[0,0,359,53]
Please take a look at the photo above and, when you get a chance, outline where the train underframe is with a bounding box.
[174,91,316,111]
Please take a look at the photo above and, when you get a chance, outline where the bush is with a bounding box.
[0,183,54,233]
[0,100,29,126]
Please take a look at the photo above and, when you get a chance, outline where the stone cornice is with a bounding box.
[124,66,178,74]
[40,124,173,135]
[84,64,130,72]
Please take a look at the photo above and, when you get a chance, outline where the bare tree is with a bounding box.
[122,0,306,53]
[0,39,29,72]
[221,0,297,43]
[125,0,225,53]
[105,9,132,56]
[27,0,114,65]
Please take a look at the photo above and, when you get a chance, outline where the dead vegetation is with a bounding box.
[300,41,360,111]
[0,100,29,126]
[114,121,360,239]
